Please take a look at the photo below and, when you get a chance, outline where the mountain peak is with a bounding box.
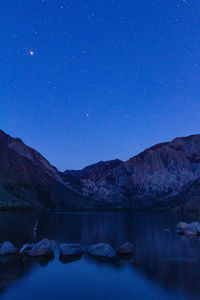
[63,159,123,182]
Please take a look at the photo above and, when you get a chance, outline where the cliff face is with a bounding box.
[0,130,89,210]
[66,135,200,210]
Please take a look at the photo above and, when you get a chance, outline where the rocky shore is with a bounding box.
[1,221,199,265]
[0,239,134,262]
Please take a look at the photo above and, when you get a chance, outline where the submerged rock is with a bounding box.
[59,243,83,257]
[29,239,55,257]
[184,227,197,236]
[117,242,134,257]
[0,241,16,255]
[35,255,55,266]
[88,243,115,259]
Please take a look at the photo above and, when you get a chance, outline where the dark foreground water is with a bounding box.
[0,212,200,300]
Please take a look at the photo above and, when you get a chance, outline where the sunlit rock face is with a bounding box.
[66,135,200,210]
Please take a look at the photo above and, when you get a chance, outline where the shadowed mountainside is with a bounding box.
[0,130,92,210]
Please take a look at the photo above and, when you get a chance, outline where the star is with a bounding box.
[29,51,34,56]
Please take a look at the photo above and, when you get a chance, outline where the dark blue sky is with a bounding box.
[1,0,200,170]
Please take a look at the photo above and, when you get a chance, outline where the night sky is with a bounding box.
[1,0,200,170]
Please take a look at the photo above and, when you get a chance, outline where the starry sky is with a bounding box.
[1,0,200,170]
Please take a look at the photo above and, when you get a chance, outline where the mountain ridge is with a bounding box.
[64,134,200,211]
[1,129,200,211]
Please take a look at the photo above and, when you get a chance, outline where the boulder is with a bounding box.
[189,222,200,228]
[0,241,16,255]
[88,243,115,259]
[117,242,134,256]
[29,239,55,257]
[176,221,200,236]
[59,243,83,257]
[176,222,200,236]
[19,243,35,255]
[177,222,189,230]
[35,255,55,266]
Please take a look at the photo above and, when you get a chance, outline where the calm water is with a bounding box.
[0,212,200,300]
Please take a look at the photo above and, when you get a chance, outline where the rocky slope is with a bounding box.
[64,135,200,210]
[0,129,91,210]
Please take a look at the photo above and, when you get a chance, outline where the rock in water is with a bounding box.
[19,243,35,255]
[177,222,189,230]
[189,222,200,228]
[88,243,115,259]
[59,243,83,257]
[176,221,200,236]
[117,242,134,256]
[0,241,16,255]
[29,239,55,257]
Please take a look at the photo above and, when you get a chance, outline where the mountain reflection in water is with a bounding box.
[0,211,200,300]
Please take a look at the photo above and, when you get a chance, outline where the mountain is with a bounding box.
[0,129,91,210]
[64,135,200,211]
[62,159,123,209]
[1,129,200,211]
[63,159,123,182]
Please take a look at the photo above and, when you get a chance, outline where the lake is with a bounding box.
[0,211,200,300]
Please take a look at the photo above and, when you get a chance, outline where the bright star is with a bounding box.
[29,51,34,56]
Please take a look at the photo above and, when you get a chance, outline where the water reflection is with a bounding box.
[0,255,34,294]
[0,212,200,299]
